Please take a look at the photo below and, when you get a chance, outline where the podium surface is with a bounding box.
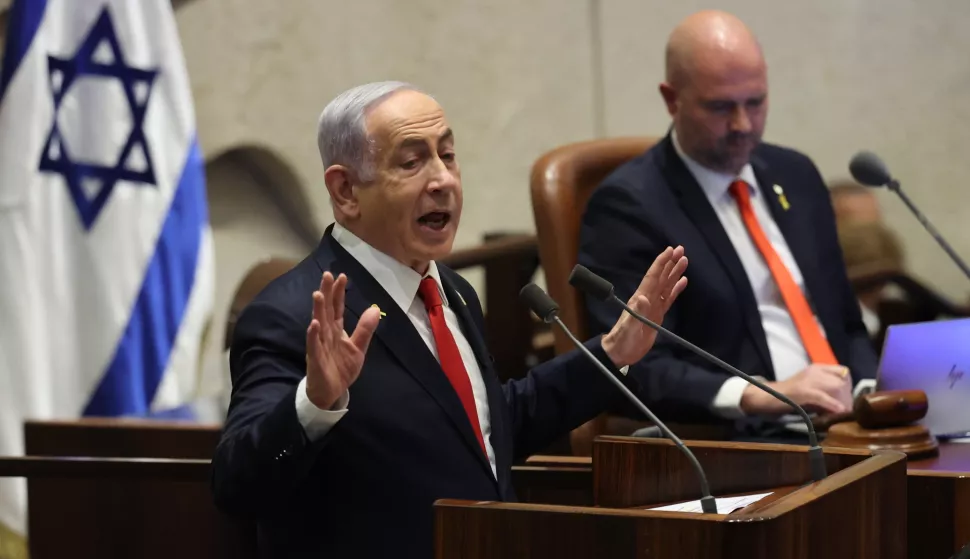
[436,437,907,559]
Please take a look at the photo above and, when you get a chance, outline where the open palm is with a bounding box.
[602,245,689,367]
[304,272,381,410]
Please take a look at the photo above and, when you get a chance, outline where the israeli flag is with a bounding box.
[0,0,214,538]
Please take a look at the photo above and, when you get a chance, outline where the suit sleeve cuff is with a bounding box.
[295,377,349,441]
[710,376,750,419]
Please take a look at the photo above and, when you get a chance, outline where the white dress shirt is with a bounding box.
[672,134,824,418]
[293,223,497,478]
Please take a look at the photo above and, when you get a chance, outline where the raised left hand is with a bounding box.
[601,245,688,368]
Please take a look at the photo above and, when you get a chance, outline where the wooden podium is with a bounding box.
[435,436,908,558]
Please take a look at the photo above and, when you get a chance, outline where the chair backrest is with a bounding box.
[224,258,298,350]
[529,137,658,355]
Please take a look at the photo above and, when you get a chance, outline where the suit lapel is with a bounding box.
[439,271,509,488]
[658,138,774,374]
[320,235,495,481]
[751,157,824,317]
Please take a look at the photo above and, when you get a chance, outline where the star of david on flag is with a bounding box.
[38,7,159,229]
[0,0,215,545]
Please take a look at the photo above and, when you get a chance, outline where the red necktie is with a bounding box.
[417,277,488,456]
[729,180,838,365]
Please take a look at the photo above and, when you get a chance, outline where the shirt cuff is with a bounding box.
[710,376,751,419]
[295,377,349,441]
[853,378,877,399]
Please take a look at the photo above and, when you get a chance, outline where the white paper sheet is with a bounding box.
[646,492,773,514]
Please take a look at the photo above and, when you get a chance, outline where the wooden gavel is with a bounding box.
[853,390,928,428]
[821,389,938,458]
[814,389,928,430]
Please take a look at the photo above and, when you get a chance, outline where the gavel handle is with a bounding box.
[812,411,855,432]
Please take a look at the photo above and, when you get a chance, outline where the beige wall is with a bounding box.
[175,0,598,252]
[199,148,316,406]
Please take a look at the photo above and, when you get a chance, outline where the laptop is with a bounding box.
[877,317,970,438]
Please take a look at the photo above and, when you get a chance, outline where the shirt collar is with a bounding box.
[671,130,759,202]
[331,222,448,313]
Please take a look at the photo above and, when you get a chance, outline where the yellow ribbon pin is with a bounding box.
[370,304,386,318]
[773,184,791,211]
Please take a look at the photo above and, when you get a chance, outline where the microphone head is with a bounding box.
[849,151,892,187]
[519,283,560,323]
[568,265,615,301]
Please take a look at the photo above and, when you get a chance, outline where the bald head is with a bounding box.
[659,11,768,175]
[665,11,764,88]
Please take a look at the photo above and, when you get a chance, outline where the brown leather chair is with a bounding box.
[224,258,298,351]
[530,137,658,353]
[530,137,658,455]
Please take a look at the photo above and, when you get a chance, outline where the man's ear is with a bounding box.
[324,165,360,219]
[659,82,678,117]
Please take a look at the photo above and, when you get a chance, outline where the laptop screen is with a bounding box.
[877,318,970,435]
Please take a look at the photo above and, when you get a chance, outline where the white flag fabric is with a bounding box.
[0,0,213,537]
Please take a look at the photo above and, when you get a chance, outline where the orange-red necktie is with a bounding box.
[729,180,838,365]
[417,277,488,456]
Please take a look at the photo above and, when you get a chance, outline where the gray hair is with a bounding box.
[316,81,423,181]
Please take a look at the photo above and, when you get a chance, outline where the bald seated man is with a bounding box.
[212,82,691,558]
[579,11,878,440]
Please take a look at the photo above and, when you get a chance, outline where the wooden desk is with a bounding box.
[7,419,965,558]
[0,456,256,559]
[907,444,970,559]
[909,441,970,471]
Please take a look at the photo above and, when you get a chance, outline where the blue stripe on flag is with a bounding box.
[148,404,197,421]
[0,0,48,104]
[84,139,208,417]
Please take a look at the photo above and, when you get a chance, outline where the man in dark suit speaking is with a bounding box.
[579,11,878,437]
[211,81,689,557]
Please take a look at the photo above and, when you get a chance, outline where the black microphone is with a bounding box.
[569,265,828,482]
[849,151,970,281]
[519,283,719,514]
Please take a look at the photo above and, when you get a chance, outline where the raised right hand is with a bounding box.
[304,272,381,410]
[741,364,853,415]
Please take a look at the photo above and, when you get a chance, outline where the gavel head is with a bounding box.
[854,390,928,429]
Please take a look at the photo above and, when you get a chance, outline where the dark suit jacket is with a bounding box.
[212,226,631,558]
[578,135,877,425]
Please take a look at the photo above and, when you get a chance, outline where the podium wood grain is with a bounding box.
[522,441,970,557]
[591,436,871,508]
[436,437,908,558]
[908,444,970,558]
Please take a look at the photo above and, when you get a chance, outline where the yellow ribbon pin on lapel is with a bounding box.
[773,184,791,211]
[370,304,386,318]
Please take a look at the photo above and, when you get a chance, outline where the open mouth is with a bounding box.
[417,211,451,231]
